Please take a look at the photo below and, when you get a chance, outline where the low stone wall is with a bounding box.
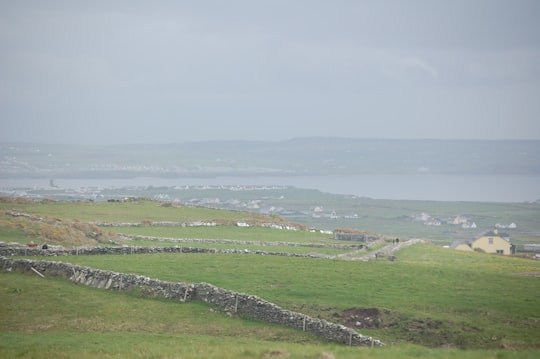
[523,243,540,253]
[1,256,194,300]
[95,220,306,232]
[120,234,364,250]
[0,246,334,259]
[0,246,215,257]
[0,256,383,347]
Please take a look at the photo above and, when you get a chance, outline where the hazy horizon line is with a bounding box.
[2,136,540,146]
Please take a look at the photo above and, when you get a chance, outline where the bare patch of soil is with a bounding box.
[341,307,388,329]
[262,349,289,358]
[340,307,485,348]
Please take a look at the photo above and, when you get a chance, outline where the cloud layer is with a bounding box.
[1,0,539,143]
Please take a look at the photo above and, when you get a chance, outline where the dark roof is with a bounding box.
[483,230,510,238]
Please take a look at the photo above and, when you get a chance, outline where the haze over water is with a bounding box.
[2,174,539,203]
[1,2,539,205]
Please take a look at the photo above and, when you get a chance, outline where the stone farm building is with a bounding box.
[333,229,380,242]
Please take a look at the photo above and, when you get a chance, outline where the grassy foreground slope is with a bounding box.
[0,272,334,359]
[1,198,540,357]
[37,245,540,350]
[1,267,538,359]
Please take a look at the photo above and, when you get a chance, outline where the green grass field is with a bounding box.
[2,263,539,359]
[109,225,359,255]
[4,194,540,242]
[0,198,264,223]
[123,239,353,256]
[7,244,540,350]
[108,225,331,243]
[1,198,540,357]
[94,186,540,241]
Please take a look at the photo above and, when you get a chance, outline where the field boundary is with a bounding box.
[0,256,384,347]
[0,238,422,261]
[0,245,339,259]
[119,233,365,249]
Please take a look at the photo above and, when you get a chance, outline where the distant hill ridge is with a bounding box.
[1,138,539,178]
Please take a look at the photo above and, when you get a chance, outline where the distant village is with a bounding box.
[412,212,517,231]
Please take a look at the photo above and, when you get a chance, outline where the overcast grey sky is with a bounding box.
[1,0,539,144]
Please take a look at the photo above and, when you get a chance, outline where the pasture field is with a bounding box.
[2,255,539,358]
[1,198,540,357]
[97,186,540,242]
[0,198,268,223]
[122,239,353,256]
[284,197,540,244]
[10,244,540,351]
[0,199,364,257]
[2,194,540,245]
[108,226,361,256]
[108,225,333,243]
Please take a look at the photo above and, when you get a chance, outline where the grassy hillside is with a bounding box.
[2,272,538,359]
[32,245,540,349]
[0,197,279,223]
[0,272,326,359]
[2,193,539,246]
[0,197,325,249]
[1,198,539,357]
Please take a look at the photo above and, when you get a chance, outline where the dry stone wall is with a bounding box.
[0,246,336,259]
[0,246,214,257]
[0,256,383,347]
[119,234,364,250]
